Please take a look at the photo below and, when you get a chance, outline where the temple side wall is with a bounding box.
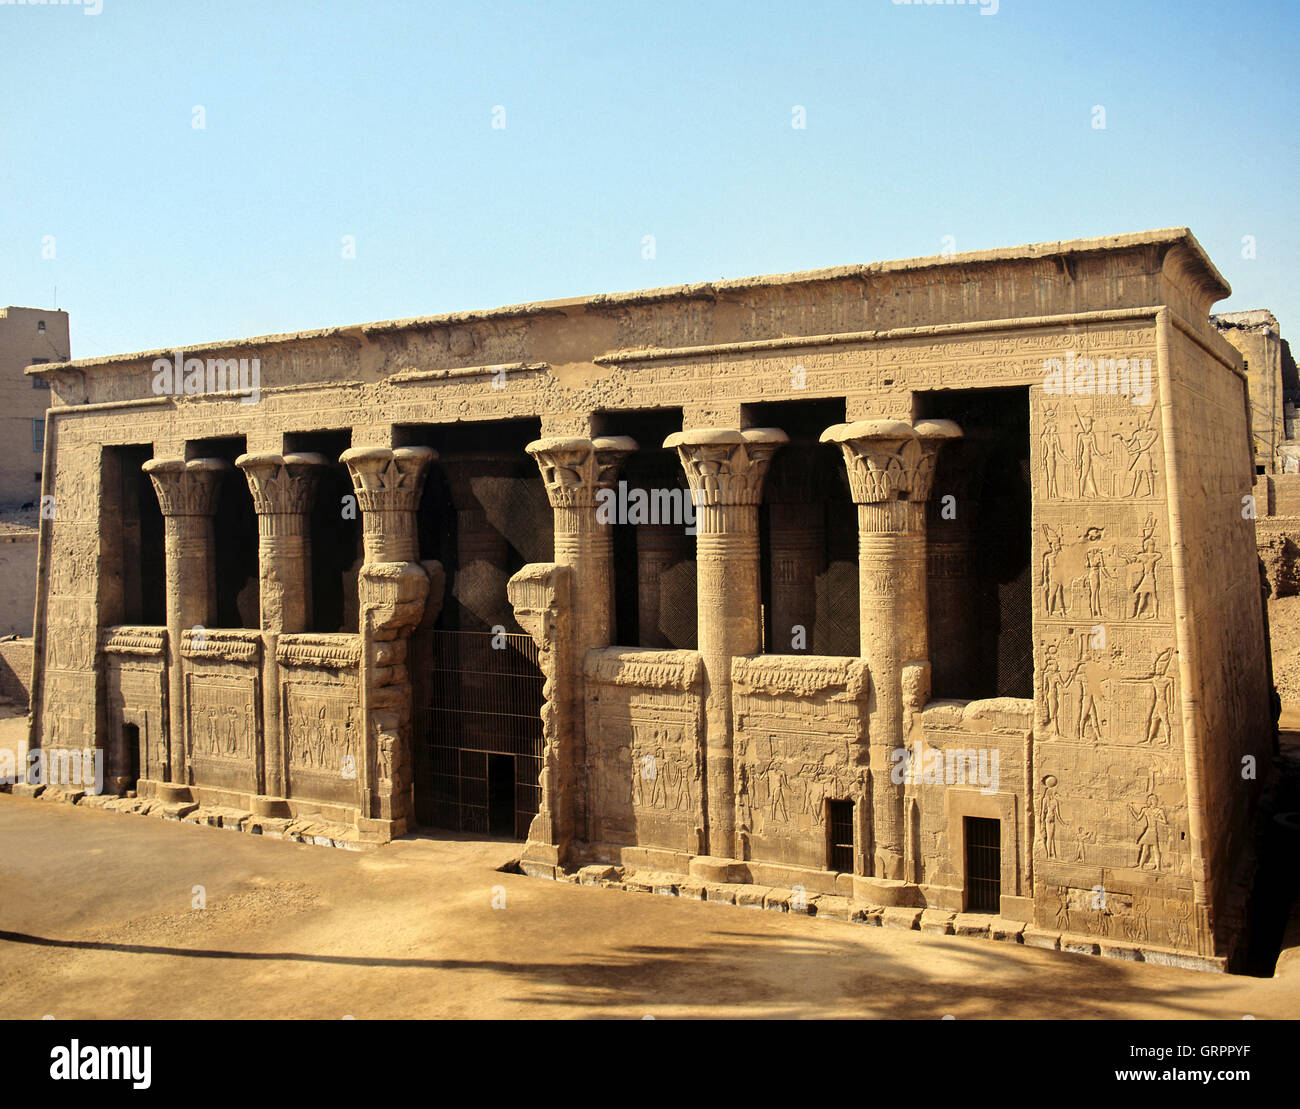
[1164,318,1274,936]
[1029,321,1205,953]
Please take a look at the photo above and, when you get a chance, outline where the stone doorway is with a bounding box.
[965,816,1002,913]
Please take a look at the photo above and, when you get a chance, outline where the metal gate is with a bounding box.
[414,629,545,839]
[964,816,1002,913]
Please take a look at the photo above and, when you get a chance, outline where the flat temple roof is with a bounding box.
[28,227,1228,375]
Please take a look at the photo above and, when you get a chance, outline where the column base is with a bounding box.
[688,855,750,884]
[853,875,922,907]
[251,796,292,819]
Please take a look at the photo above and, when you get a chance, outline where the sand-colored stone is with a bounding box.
[20,227,1278,969]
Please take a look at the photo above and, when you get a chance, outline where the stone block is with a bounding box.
[577,864,620,886]
[952,914,992,938]
[988,918,1025,943]
[1022,927,1061,950]
[920,909,956,935]
[811,895,857,921]
[881,907,922,930]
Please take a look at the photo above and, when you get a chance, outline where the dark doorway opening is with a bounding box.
[593,408,693,649]
[965,816,1002,913]
[827,798,855,873]
[488,753,516,836]
[919,387,1032,700]
[284,429,360,633]
[187,436,258,629]
[124,723,140,788]
[743,398,856,657]
[394,421,548,839]
[100,445,165,626]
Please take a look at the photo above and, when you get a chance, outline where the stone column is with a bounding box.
[526,435,637,846]
[236,451,328,798]
[341,447,439,834]
[820,419,961,887]
[142,457,228,788]
[765,443,826,654]
[664,427,787,861]
[344,446,431,564]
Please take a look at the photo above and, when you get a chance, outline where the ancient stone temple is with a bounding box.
[26,228,1273,969]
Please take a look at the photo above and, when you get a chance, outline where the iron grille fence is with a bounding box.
[965,816,1002,913]
[413,629,545,839]
[827,799,855,873]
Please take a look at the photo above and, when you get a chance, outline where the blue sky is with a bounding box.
[2,0,1297,359]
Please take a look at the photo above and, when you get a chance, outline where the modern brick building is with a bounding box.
[0,306,68,509]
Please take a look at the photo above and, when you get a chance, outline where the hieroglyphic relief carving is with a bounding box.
[187,677,256,762]
[1129,792,1169,871]
[1122,516,1163,619]
[285,689,358,773]
[584,648,705,856]
[732,655,869,870]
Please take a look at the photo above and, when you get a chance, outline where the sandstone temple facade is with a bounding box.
[26,229,1273,969]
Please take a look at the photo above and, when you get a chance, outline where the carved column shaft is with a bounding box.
[666,428,787,859]
[822,419,960,883]
[527,436,637,846]
[342,447,439,831]
[508,562,572,862]
[143,457,228,787]
[237,452,328,798]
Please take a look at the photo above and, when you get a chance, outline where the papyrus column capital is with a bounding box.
[664,428,788,514]
[236,452,329,518]
[341,446,437,564]
[526,436,638,510]
[142,457,229,517]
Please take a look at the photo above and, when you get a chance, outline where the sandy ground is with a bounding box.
[0,790,1297,1020]
[1270,596,1300,704]
[0,708,27,773]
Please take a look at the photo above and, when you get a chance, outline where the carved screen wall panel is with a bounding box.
[732,656,869,871]
[585,649,705,855]
[185,674,259,793]
[283,684,361,807]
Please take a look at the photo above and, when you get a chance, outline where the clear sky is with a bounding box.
[2,0,1297,360]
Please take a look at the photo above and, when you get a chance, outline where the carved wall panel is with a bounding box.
[278,633,362,806]
[731,656,869,871]
[584,649,704,855]
[104,645,168,784]
[184,666,260,793]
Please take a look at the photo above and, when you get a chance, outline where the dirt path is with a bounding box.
[1,793,1298,1019]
